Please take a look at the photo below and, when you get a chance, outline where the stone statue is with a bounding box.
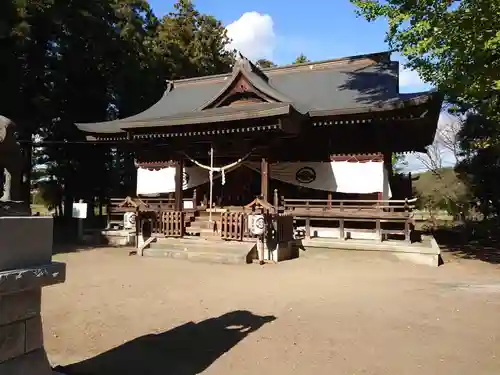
[0,115,23,202]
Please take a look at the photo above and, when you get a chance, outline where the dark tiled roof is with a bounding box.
[76,51,430,134]
[87,103,296,132]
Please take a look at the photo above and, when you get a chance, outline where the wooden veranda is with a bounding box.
[107,191,416,244]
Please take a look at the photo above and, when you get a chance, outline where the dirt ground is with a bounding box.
[44,248,500,375]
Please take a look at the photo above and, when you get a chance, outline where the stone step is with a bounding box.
[187,221,214,230]
[145,238,255,265]
[184,226,212,234]
[152,237,249,249]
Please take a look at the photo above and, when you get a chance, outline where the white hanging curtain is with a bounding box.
[245,161,392,198]
[136,166,238,196]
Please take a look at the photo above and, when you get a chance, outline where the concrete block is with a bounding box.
[0,348,52,375]
[393,252,441,267]
[0,216,53,271]
[0,321,25,363]
[25,316,44,353]
[0,262,66,295]
[0,290,41,325]
[102,229,135,246]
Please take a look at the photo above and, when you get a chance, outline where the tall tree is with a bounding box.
[0,0,60,201]
[155,0,234,79]
[0,0,237,214]
[256,59,277,68]
[293,54,310,64]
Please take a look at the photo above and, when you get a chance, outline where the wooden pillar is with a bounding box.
[383,151,394,176]
[381,151,392,203]
[260,157,269,202]
[175,158,184,212]
[192,188,197,210]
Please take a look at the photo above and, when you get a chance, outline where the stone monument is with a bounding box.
[0,115,29,216]
[0,115,66,374]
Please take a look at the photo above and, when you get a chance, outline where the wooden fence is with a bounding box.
[160,211,184,237]
[220,212,246,241]
[219,211,294,243]
[138,210,185,238]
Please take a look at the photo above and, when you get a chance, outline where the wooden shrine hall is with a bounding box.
[76,51,442,245]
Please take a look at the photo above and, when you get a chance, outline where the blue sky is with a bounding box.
[150,1,386,62]
[148,1,453,171]
[149,1,429,93]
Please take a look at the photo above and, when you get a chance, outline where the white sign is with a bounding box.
[72,202,88,219]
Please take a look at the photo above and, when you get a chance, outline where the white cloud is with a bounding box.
[225,12,276,61]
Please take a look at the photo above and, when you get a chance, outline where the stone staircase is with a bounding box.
[184,210,222,240]
[140,209,258,265]
[143,237,256,265]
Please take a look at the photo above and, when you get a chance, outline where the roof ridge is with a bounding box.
[174,51,391,86]
[195,55,294,110]
[263,51,391,72]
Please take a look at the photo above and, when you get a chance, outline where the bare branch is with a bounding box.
[414,111,463,174]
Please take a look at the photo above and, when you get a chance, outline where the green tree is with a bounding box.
[256,59,277,68]
[351,0,500,123]
[0,0,236,216]
[351,0,500,216]
[392,153,408,173]
[155,0,234,79]
[293,54,310,64]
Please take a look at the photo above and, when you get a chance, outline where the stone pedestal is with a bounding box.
[0,215,66,374]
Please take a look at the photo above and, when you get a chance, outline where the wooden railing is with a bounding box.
[281,197,417,242]
[106,193,200,230]
[106,197,176,229]
[282,198,416,215]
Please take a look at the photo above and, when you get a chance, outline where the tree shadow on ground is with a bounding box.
[434,224,500,264]
[57,310,276,375]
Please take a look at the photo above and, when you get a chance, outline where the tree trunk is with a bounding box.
[21,132,32,204]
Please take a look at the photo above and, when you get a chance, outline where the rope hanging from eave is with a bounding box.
[182,149,255,186]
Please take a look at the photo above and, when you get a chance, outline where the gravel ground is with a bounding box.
[44,247,500,375]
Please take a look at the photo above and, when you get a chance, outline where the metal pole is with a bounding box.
[209,146,214,222]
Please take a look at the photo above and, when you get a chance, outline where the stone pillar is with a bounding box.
[0,214,66,374]
[175,159,184,212]
[260,158,269,202]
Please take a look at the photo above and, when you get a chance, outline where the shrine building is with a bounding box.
[75,51,441,252]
